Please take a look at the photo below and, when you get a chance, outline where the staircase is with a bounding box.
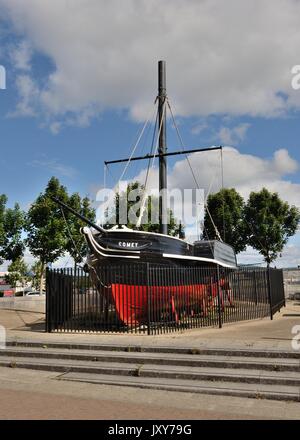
[0,341,299,402]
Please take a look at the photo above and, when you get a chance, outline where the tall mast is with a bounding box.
[158,60,168,235]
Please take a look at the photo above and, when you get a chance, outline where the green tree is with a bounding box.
[25,177,69,292]
[64,193,96,264]
[0,195,7,264]
[6,258,28,289]
[3,203,25,261]
[26,177,96,289]
[203,188,246,253]
[30,261,46,291]
[244,188,300,266]
[0,195,25,264]
[104,181,184,237]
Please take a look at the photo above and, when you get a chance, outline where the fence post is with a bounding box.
[280,269,286,308]
[281,269,286,307]
[253,270,258,305]
[45,267,51,333]
[216,265,223,328]
[267,267,273,320]
[146,263,151,335]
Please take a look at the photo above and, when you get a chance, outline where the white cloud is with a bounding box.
[10,40,32,71]
[9,74,39,117]
[238,240,300,268]
[191,121,208,135]
[218,123,251,145]
[52,253,74,269]
[279,241,300,267]
[2,0,300,126]
[129,146,300,259]
[29,157,77,178]
[165,147,300,208]
[133,147,300,207]
[49,121,61,135]
[272,148,298,174]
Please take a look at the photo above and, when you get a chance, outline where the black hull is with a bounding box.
[82,227,237,272]
[81,226,236,328]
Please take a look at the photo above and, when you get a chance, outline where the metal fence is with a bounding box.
[46,264,285,335]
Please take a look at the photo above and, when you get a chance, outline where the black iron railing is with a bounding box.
[46,264,285,335]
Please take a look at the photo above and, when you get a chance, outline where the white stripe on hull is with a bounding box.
[162,253,236,269]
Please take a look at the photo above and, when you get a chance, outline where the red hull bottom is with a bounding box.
[111,282,233,326]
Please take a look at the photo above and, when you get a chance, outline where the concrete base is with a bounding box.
[0,296,45,313]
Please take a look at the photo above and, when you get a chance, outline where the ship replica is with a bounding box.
[52,61,237,326]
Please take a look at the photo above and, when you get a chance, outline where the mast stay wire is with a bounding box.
[220,147,226,241]
[109,100,158,192]
[166,98,222,242]
[166,97,219,203]
[132,106,157,178]
[137,109,159,220]
[140,108,159,193]
[102,105,156,205]
[136,99,167,228]
[60,206,82,263]
[101,101,157,224]
[103,118,155,226]
[166,114,271,257]
[104,163,107,192]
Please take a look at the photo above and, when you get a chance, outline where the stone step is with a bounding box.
[2,346,300,372]
[7,340,300,359]
[58,371,300,402]
[1,347,299,372]
[0,354,299,387]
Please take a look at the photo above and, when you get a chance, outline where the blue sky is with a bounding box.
[1,85,300,210]
[0,0,300,268]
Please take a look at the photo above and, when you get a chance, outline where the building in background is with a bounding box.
[283,268,300,299]
[0,272,14,297]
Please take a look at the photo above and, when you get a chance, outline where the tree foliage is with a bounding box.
[203,188,246,253]
[0,195,25,264]
[30,261,46,291]
[104,181,184,237]
[26,177,69,268]
[0,195,7,263]
[64,193,96,263]
[6,258,28,288]
[25,177,95,291]
[244,188,300,265]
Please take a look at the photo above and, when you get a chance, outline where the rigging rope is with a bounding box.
[140,108,159,199]
[102,163,108,227]
[166,98,222,242]
[60,206,111,288]
[136,99,167,228]
[101,102,157,227]
[116,102,157,187]
[220,147,225,241]
[135,109,158,228]
[60,206,82,262]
